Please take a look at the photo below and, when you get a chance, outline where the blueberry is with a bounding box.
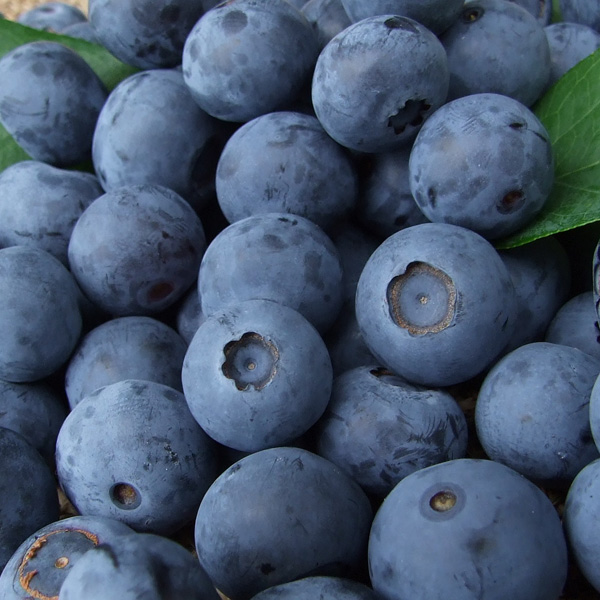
[475,342,600,489]
[182,298,332,452]
[182,0,320,122]
[250,576,379,599]
[215,111,358,230]
[175,285,206,345]
[195,446,373,599]
[65,316,188,409]
[17,2,87,32]
[314,365,468,496]
[440,0,552,106]
[0,41,107,167]
[594,237,600,322]
[408,93,554,240]
[198,212,344,333]
[368,458,568,600]
[301,0,352,50]
[559,0,600,32]
[312,15,449,153]
[355,222,517,386]
[67,184,206,317]
[55,379,219,535]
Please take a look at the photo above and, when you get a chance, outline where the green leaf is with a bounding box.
[495,47,600,249]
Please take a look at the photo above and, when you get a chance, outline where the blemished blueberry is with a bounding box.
[65,316,188,409]
[355,223,517,387]
[559,0,600,31]
[545,292,600,361]
[182,0,320,122]
[508,0,552,25]
[545,22,600,86]
[339,0,463,34]
[175,285,206,345]
[408,93,554,240]
[0,427,60,571]
[67,184,206,317]
[216,111,358,230]
[17,2,87,32]
[314,366,468,496]
[311,15,449,153]
[182,299,332,452]
[0,41,107,167]
[55,379,220,535]
[499,236,571,353]
[563,458,600,593]
[250,576,379,599]
[301,0,352,50]
[475,342,600,489]
[92,69,224,213]
[59,532,221,600]
[440,0,552,107]
[88,0,206,69]
[0,160,103,266]
[368,458,568,600]
[195,446,373,599]
[198,213,344,333]
[0,515,134,600]
[0,246,82,383]
[0,379,67,467]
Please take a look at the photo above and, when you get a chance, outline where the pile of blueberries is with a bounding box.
[1,0,600,598]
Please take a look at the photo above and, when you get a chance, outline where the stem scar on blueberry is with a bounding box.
[462,5,484,22]
[430,490,457,512]
[110,482,141,510]
[498,189,524,214]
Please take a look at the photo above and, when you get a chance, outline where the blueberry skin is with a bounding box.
[67,184,206,317]
[0,428,60,572]
[301,0,352,50]
[314,366,468,496]
[88,0,206,69]
[339,0,464,34]
[0,160,103,266]
[0,246,82,383]
[17,2,87,32]
[475,342,600,489]
[61,21,100,43]
[440,0,552,107]
[545,22,600,86]
[250,576,379,600]
[0,41,107,167]
[368,458,568,600]
[216,111,358,230]
[408,93,554,240]
[595,237,600,322]
[195,447,373,600]
[508,0,552,25]
[563,458,600,593]
[0,515,134,600]
[175,285,206,345]
[355,223,517,387]
[312,15,449,153]
[182,0,320,122]
[559,0,600,31]
[92,69,223,213]
[55,379,219,535]
[65,316,188,409]
[198,213,343,333]
[182,299,332,452]
[586,370,600,451]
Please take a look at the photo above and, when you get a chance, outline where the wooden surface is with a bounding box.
[0,0,87,20]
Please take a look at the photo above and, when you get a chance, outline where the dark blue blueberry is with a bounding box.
[250,576,379,599]
[67,184,206,317]
[408,93,554,240]
[0,246,82,382]
[355,223,517,386]
[65,316,188,409]
[314,365,468,496]
[475,342,600,489]
[198,213,344,333]
[368,458,568,600]
[0,160,103,266]
[301,0,352,50]
[195,446,373,599]
[182,0,320,122]
[216,111,358,230]
[312,15,449,153]
[0,515,133,600]
[55,379,220,535]
[440,0,551,106]
[559,0,600,31]
[17,2,87,32]
[182,299,332,452]
[92,69,223,212]
[0,427,60,571]
[0,41,107,167]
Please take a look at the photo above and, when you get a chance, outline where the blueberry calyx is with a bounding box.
[387,99,432,135]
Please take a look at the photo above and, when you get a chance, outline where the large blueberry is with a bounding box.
[355,223,517,386]
[312,15,449,153]
[195,446,373,599]
[368,458,568,600]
